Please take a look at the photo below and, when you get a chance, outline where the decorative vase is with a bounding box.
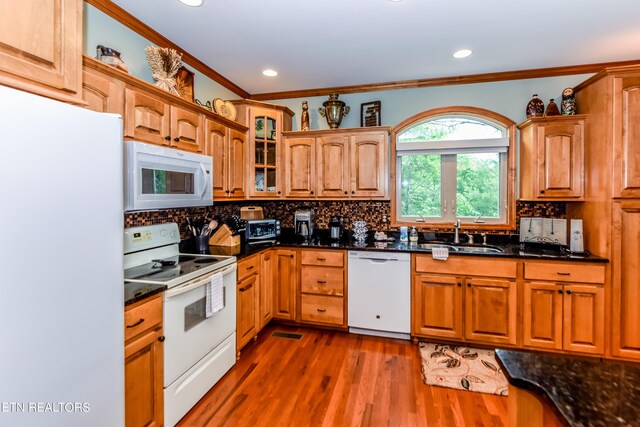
[526,94,544,118]
[561,87,576,115]
[301,101,310,131]
[544,99,560,116]
[318,93,350,129]
[352,220,368,242]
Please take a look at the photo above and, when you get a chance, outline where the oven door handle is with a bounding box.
[164,263,237,299]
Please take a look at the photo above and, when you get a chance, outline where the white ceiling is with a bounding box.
[113,0,640,96]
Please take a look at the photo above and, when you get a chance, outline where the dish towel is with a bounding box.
[205,272,224,318]
[432,247,449,261]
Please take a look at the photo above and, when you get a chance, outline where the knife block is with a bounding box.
[209,224,240,247]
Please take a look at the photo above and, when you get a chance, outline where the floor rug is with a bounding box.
[419,342,508,396]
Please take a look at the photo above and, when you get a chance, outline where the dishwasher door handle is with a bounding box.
[358,258,398,263]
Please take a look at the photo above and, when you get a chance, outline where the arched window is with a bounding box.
[391,106,516,227]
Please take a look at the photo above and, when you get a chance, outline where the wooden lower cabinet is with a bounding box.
[259,250,274,328]
[124,295,163,427]
[465,278,517,345]
[272,249,297,320]
[412,274,463,339]
[523,261,605,355]
[236,255,260,353]
[611,201,640,359]
[299,249,346,327]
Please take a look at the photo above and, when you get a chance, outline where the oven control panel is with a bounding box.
[125,223,181,254]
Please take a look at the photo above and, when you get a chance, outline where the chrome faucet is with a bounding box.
[453,219,461,244]
[465,233,474,245]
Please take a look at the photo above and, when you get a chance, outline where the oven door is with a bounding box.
[162,263,236,387]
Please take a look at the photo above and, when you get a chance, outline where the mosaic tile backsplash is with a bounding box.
[125,200,565,240]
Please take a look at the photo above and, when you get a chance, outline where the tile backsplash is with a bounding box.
[125,200,565,240]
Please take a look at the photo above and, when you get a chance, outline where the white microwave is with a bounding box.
[124,141,213,211]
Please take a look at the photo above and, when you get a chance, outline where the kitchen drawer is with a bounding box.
[300,294,344,326]
[301,250,344,267]
[524,261,605,284]
[124,295,162,342]
[237,254,260,281]
[300,266,344,296]
[414,255,517,278]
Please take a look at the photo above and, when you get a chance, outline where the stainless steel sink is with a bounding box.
[454,245,504,254]
[417,243,458,251]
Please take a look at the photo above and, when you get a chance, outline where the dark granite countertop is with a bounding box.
[495,349,640,427]
[124,281,166,306]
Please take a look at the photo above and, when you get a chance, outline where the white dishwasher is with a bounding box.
[348,251,411,340]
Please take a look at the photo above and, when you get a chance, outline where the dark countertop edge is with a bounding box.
[495,350,573,427]
[124,284,167,306]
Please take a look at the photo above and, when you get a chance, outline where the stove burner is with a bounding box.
[152,259,177,269]
[178,255,196,262]
[194,258,217,264]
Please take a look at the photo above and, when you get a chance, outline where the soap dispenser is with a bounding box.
[409,226,419,243]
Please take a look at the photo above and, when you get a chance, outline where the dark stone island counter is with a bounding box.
[495,349,640,427]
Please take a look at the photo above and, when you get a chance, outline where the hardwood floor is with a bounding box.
[178,325,508,427]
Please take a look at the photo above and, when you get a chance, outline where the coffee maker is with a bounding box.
[294,207,315,240]
[329,216,343,240]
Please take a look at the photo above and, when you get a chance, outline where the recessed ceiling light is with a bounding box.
[178,0,203,7]
[453,49,472,59]
[262,69,278,77]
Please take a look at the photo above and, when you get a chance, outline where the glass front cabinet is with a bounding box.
[231,100,294,198]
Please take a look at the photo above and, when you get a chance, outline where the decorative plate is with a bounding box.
[213,98,237,121]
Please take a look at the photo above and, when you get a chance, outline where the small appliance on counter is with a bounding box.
[519,217,567,246]
[294,207,315,240]
[570,219,585,253]
[329,216,343,240]
[245,219,281,245]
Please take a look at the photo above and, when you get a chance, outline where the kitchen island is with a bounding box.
[495,349,640,426]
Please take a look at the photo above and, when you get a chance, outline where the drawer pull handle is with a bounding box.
[126,318,144,328]
[317,280,327,284]
[246,266,254,271]
[317,257,327,261]
[557,272,571,276]
[240,284,254,292]
[317,308,327,313]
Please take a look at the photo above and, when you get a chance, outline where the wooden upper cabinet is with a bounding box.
[412,274,463,339]
[613,75,640,198]
[169,106,203,153]
[518,116,585,201]
[124,87,171,146]
[206,119,228,198]
[82,66,124,115]
[349,132,388,198]
[464,278,517,345]
[284,137,315,198]
[0,0,82,103]
[317,135,350,198]
[611,201,640,359]
[228,128,247,198]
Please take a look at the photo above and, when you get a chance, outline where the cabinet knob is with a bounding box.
[558,289,564,294]
[225,190,230,193]
[174,137,180,142]
[289,254,294,258]
[540,190,545,194]
[158,336,165,342]
[278,191,282,195]
[457,283,462,287]
[376,315,381,319]
[344,191,348,195]
[566,290,572,295]
[351,191,355,194]
[311,191,314,195]
[467,283,471,288]
[165,135,171,141]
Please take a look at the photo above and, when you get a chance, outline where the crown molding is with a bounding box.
[85,0,250,99]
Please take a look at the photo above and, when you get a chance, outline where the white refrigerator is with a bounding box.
[0,86,124,426]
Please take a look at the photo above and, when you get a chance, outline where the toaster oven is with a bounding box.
[245,219,281,244]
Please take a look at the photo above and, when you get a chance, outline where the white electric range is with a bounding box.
[124,223,237,427]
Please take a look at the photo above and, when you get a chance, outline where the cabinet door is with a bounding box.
[273,249,297,320]
[259,250,274,329]
[612,201,640,358]
[0,0,81,102]
[464,278,517,345]
[412,274,463,339]
[349,132,388,198]
[317,135,350,198]
[284,137,315,198]
[522,281,563,350]
[205,119,229,198]
[563,283,605,354]
[125,327,163,427]
[124,87,171,146]
[82,66,124,115]
[613,75,640,198]
[170,106,203,153]
[228,128,247,199]
[250,108,282,197]
[535,120,584,199]
[237,274,258,351]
